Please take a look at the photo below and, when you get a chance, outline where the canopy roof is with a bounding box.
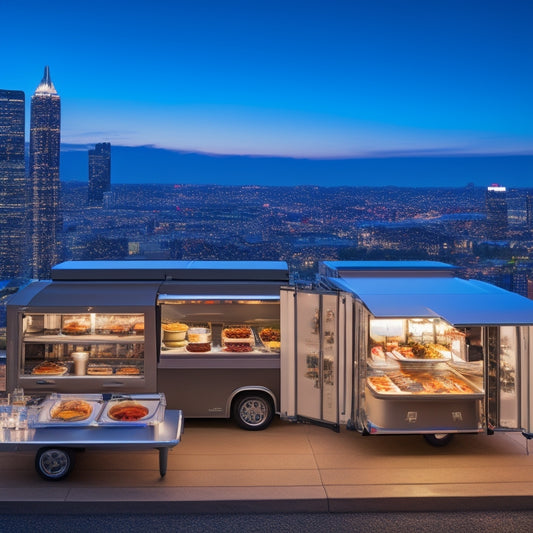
[323,261,533,326]
[51,260,289,282]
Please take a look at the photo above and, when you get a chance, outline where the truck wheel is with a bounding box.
[35,447,74,481]
[232,393,274,431]
[423,433,454,447]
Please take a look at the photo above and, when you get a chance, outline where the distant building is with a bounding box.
[0,89,27,278]
[29,66,62,279]
[88,142,111,206]
[485,185,508,240]
[512,266,529,298]
[526,193,533,229]
[507,188,528,228]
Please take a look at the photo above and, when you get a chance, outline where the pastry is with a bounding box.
[87,364,113,375]
[115,366,141,375]
[223,327,253,339]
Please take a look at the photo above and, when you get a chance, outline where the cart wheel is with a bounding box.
[423,433,454,447]
[232,393,274,431]
[35,447,74,481]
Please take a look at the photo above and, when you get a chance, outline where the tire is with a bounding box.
[423,433,454,447]
[232,393,274,431]
[35,447,74,481]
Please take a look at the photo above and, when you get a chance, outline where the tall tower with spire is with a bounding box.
[29,66,62,279]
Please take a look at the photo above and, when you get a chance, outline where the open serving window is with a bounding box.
[366,317,484,398]
[158,295,281,356]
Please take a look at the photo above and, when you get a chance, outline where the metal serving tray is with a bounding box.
[97,394,165,426]
[34,394,104,427]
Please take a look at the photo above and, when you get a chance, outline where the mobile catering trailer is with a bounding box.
[6,261,288,431]
[6,259,533,442]
[280,261,533,445]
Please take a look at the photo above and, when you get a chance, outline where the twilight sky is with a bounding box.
[2,1,533,168]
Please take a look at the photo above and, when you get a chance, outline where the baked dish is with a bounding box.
[186,342,211,352]
[224,342,253,353]
[259,328,280,342]
[115,366,141,375]
[62,321,90,335]
[222,327,254,350]
[223,327,253,339]
[32,361,68,375]
[162,322,188,332]
[109,324,130,335]
[50,399,93,421]
[87,364,113,376]
[108,400,149,421]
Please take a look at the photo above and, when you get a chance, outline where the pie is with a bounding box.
[32,361,68,375]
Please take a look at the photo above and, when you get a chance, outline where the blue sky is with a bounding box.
[2,0,533,160]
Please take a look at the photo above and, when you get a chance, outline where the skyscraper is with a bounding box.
[0,89,27,278]
[29,66,61,279]
[88,142,111,206]
[506,188,528,229]
[485,184,508,240]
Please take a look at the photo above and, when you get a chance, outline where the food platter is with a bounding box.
[31,394,165,428]
[388,343,451,363]
[97,397,164,426]
[36,395,104,427]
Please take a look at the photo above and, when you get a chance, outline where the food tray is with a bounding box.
[367,375,403,395]
[258,328,281,352]
[390,349,450,363]
[222,326,255,347]
[34,395,104,427]
[97,398,164,426]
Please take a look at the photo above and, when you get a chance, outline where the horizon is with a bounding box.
[58,144,533,188]
[3,0,533,170]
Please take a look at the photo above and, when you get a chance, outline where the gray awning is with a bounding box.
[12,281,161,311]
[328,276,533,326]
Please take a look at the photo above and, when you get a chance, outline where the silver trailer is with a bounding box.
[6,261,288,431]
[280,261,533,445]
[7,259,533,444]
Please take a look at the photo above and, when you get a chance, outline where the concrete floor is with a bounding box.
[0,416,532,514]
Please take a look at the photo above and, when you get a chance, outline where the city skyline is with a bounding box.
[2,0,532,179]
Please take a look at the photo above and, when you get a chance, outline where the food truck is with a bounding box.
[280,261,533,445]
[6,261,287,431]
[6,259,533,445]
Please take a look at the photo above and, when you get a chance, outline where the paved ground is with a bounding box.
[0,416,532,514]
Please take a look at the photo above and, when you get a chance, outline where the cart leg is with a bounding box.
[158,447,168,477]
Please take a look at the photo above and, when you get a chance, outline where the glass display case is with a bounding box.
[18,312,146,387]
[362,317,485,434]
[159,299,281,357]
[366,317,484,396]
